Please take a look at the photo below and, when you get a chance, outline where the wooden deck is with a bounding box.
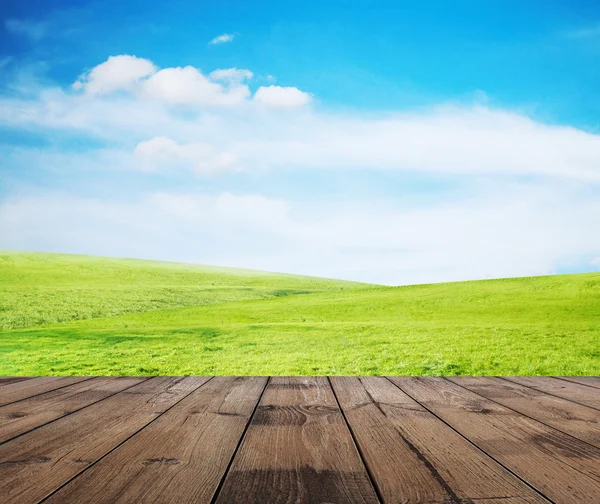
[1,376,599,503]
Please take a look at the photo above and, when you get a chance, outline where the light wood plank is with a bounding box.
[0,378,32,386]
[45,376,266,504]
[0,377,146,443]
[505,376,600,410]
[214,376,380,504]
[449,376,600,448]
[390,376,600,503]
[558,377,600,390]
[0,376,208,504]
[332,376,548,503]
[0,377,91,407]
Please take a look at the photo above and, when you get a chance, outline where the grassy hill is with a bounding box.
[1,251,599,376]
[0,251,368,330]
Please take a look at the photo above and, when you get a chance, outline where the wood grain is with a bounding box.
[0,377,91,407]
[0,376,208,504]
[557,376,600,390]
[449,376,600,448]
[0,377,147,443]
[45,376,266,504]
[214,376,380,504]
[0,376,597,503]
[0,378,32,386]
[332,376,548,504]
[504,376,600,410]
[390,376,600,503]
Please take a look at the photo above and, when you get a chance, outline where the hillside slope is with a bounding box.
[0,251,369,330]
[1,252,598,376]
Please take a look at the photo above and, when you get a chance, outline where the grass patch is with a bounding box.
[1,251,599,375]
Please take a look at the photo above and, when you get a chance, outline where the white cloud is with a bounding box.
[253,85,313,107]
[5,19,45,40]
[154,192,289,230]
[2,76,600,180]
[231,106,600,179]
[1,183,599,284]
[134,136,240,174]
[69,56,259,107]
[209,68,253,83]
[209,33,235,45]
[3,55,600,283]
[142,66,250,106]
[73,55,157,95]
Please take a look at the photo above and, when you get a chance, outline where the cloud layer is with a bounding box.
[1,54,600,283]
[1,182,598,285]
[134,136,240,174]
[209,33,235,45]
[73,55,157,95]
[69,55,311,110]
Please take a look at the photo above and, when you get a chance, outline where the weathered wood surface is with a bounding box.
[0,376,598,503]
[332,376,548,503]
[0,376,91,407]
[0,376,150,444]
[214,376,380,504]
[391,376,600,503]
[46,377,265,504]
[448,376,600,448]
[558,376,600,389]
[504,376,600,410]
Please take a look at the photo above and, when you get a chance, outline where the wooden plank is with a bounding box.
[390,376,600,503]
[0,376,208,504]
[0,377,91,407]
[45,376,266,504]
[214,376,380,504]
[331,376,548,503]
[0,378,32,386]
[449,376,600,449]
[558,376,600,390]
[504,376,600,410]
[0,377,147,444]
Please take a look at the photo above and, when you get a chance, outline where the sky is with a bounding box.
[1,0,600,285]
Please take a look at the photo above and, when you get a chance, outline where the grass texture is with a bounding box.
[1,251,598,376]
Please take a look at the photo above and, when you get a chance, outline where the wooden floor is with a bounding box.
[1,376,599,503]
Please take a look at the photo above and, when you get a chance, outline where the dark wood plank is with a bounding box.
[0,376,208,504]
[449,376,600,448]
[0,377,91,407]
[0,378,32,386]
[0,377,147,443]
[558,377,600,390]
[214,376,380,504]
[45,376,266,504]
[332,376,548,503]
[505,376,600,410]
[390,376,600,503]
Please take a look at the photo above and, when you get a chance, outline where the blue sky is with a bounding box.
[1,0,600,284]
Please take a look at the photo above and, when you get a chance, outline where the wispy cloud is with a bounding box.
[2,53,600,283]
[134,136,240,175]
[5,19,46,40]
[209,33,235,45]
[1,182,598,285]
[0,57,13,71]
[564,23,600,39]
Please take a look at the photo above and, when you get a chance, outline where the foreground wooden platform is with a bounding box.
[0,376,599,503]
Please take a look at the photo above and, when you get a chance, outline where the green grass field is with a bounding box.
[1,251,598,375]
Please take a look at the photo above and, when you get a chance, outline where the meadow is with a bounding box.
[1,251,598,375]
